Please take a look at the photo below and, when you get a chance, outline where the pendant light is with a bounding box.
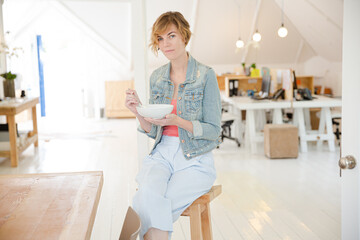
[236,38,244,48]
[278,0,288,38]
[252,29,261,42]
[235,2,244,49]
[278,24,288,38]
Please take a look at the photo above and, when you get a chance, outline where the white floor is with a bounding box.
[0,118,341,240]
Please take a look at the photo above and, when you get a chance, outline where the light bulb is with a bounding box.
[278,24,288,38]
[252,30,261,42]
[236,39,244,48]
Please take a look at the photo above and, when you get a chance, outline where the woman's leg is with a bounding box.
[144,228,168,240]
[132,153,173,240]
[165,152,217,223]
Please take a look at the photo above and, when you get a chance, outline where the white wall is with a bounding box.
[62,1,131,61]
[303,56,342,96]
[3,0,132,118]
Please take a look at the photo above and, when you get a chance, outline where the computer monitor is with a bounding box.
[260,75,271,97]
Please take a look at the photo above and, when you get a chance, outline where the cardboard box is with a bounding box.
[264,124,299,159]
[310,108,321,130]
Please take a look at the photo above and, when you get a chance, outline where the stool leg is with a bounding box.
[201,203,213,240]
[189,204,203,240]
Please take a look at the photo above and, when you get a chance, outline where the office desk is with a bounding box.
[222,95,341,153]
[222,96,288,153]
[0,171,103,240]
[0,97,39,167]
[292,96,342,152]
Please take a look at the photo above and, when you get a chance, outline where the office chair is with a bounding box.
[331,110,341,144]
[220,102,241,147]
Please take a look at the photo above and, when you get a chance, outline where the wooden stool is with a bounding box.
[181,185,222,240]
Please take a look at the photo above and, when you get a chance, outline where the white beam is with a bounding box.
[11,2,49,41]
[304,0,342,31]
[131,0,149,167]
[51,0,129,68]
[187,0,199,52]
[241,0,262,63]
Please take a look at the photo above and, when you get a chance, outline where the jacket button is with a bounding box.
[181,139,185,143]
[178,97,182,100]
[187,153,190,157]
[179,111,182,114]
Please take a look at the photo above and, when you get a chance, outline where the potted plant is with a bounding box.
[242,62,251,76]
[0,71,16,98]
[250,63,260,77]
[0,31,23,98]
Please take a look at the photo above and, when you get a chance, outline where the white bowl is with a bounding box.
[136,104,174,119]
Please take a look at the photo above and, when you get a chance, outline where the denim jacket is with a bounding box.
[138,54,222,160]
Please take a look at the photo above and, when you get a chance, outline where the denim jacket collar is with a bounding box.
[161,52,197,84]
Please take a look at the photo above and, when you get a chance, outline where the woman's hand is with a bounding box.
[125,88,142,115]
[144,114,179,127]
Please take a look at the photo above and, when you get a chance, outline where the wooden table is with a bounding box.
[222,94,341,153]
[292,96,342,152]
[0,171,104,240]
[0,97,39,167]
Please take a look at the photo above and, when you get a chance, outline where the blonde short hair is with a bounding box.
[149,11,192,55]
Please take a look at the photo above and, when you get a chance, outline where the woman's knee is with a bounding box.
[144,228,168,240]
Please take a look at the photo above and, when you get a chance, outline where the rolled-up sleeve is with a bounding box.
[137,124,157,139]
[187,68,221,140]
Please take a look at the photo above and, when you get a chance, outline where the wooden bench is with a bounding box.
[181,185,222,240]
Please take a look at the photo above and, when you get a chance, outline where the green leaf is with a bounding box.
[0,71,17,80]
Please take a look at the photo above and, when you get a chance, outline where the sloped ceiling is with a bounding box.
[3,0,343,68]
[147,0,343,67]
[274,0,343,62]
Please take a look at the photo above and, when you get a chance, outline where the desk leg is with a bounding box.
[295,108,308,152]
[234,108,243,145]
[272,109,283,124]
[7,115,18,167]
[317,108,326,148]
[293,110,298,126]
[324,107,335,151]
[244,115,250,149]
[256,110,266,131]
[32,106,39,147]
[304,108,311,131]
[246,110,257,153]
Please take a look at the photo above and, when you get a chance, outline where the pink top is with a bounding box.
[162,99,179,137]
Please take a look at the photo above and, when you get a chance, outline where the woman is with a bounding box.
[125,11,221,240]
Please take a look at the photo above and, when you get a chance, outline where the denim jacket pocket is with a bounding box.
[150,91,164,104]
[184,89,203,113]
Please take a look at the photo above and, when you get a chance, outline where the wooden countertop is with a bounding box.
[0,97,39,115]
[0,171,103,240]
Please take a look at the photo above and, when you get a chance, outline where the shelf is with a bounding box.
[218,74,314,97]
[0,132,38,157]
[217,75,263,97]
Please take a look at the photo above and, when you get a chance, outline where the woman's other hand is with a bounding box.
[144,114,179,127]
[125,89,142,114]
